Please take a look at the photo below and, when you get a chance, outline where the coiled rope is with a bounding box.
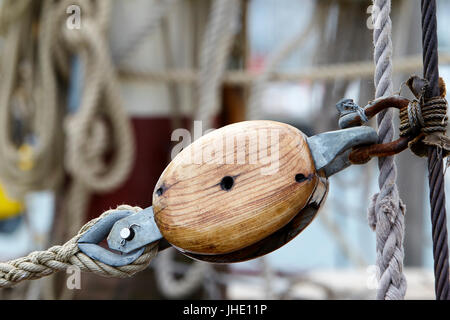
[0,0,64,198]
[0,205,158,289]
[0,0,136,299]
[0,0,135,205]
[154,248,209,299]
[61,1,135,194]
[52,0,135,299]
[367,0,407,300]
[0,0,135,233]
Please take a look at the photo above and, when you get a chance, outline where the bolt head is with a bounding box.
[120,227,132,240]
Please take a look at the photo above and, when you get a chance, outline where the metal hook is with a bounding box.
[77,209,146,267]
[307,126,378,177]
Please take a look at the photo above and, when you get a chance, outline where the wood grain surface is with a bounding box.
[183,175,328,263]
[153,120,318,255]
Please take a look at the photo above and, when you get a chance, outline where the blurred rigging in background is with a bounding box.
[0,0,449,299]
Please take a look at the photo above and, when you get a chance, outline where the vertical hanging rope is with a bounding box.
[420,0,450,300]
[368,0,407,300]
[194,0,240,130]
[154,1,240,299]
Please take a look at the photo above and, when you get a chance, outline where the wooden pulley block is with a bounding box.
[79,120,378,266]
[151,120,378,263]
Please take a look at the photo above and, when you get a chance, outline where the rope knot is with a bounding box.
[400,76,450,157]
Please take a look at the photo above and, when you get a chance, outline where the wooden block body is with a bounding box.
[153,120,318,255]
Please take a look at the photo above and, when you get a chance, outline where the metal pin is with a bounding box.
[120,227,135,241]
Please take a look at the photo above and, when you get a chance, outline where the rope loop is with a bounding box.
[0,205,158,288]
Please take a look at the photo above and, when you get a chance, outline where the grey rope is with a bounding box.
[367,0,407,300]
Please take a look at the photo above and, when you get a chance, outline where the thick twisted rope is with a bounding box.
[0,205,158,289]
[421,0,450,300]
[368,0,407,300]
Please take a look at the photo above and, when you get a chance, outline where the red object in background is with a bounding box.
[87,118,175,220]
[87,111,223,220]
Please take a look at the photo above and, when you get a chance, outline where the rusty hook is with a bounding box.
[336,95,412,164]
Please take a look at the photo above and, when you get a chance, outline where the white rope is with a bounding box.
[194,0,240,130]
[368,0,407,300]
[154,248,208,299]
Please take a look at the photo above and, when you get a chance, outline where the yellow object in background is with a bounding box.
[0,184,23,220]
[18,144,34,171]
